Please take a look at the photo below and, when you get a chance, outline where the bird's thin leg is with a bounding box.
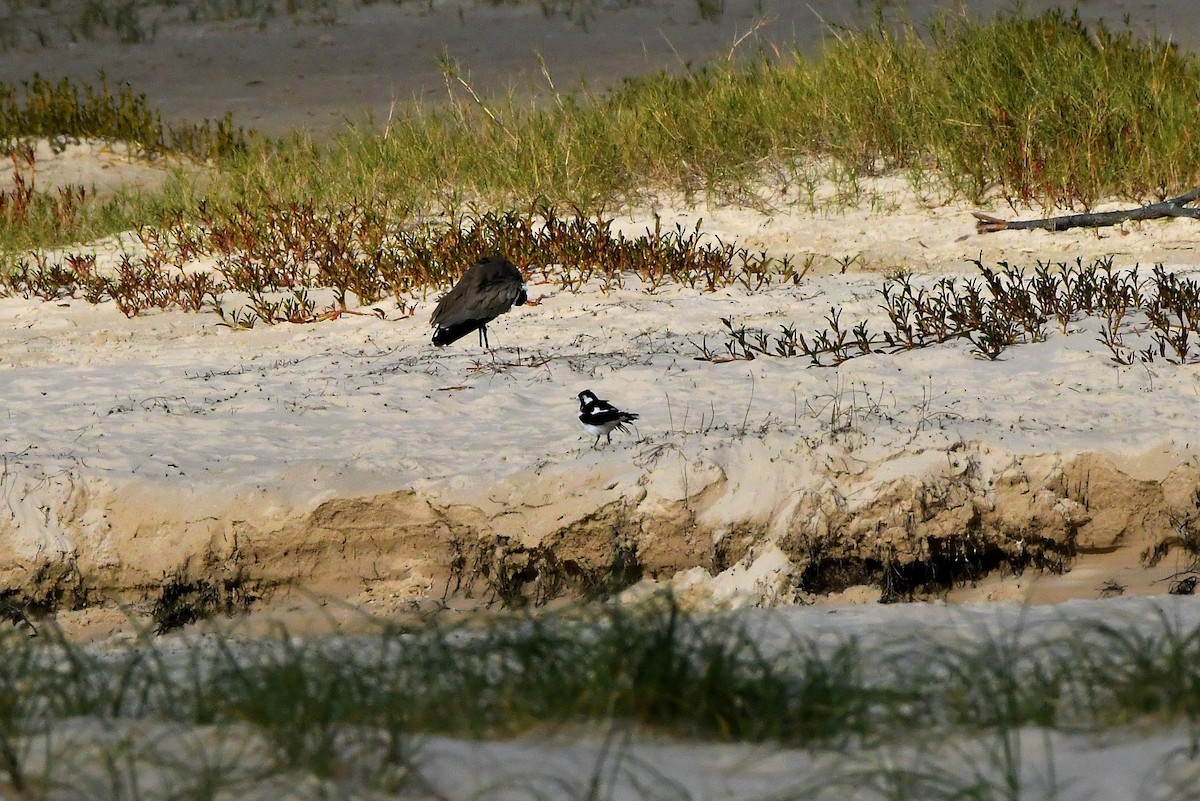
[592,435,601,450]
[482,325,490,350]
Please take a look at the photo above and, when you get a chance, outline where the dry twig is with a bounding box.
[974,187,1200,233]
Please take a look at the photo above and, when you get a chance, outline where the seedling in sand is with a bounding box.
[704,257,1200,367]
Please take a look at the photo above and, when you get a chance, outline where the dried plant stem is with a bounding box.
[974,186,1200,233]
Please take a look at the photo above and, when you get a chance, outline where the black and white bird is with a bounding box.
[577,389,639,449]
[431,255,527,348]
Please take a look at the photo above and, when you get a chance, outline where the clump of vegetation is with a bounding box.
[0,73,248,160]
[0,146,91,245]
[805,9,1200,206]
[0,204,796,323]
[703,257,1200,365]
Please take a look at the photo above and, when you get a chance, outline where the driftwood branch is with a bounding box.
[974,187,1200,233]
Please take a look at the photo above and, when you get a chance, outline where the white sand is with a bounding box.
[1,163,1199,621]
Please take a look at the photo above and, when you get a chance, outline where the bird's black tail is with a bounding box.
[432,320,482,346]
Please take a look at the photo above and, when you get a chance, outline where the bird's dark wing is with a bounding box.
[431,257,525,329]
[581,402,637,426]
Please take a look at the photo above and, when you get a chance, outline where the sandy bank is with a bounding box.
[3,171,1200,634]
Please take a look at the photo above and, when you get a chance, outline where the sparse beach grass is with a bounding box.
[0,596,1198,798]
[196,7,1200,217]
[0,73,248,250]
[4,8,1200,256]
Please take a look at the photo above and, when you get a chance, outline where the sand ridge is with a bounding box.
[3,160,1200,625]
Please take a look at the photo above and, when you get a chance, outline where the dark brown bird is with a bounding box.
[430,255,527,348]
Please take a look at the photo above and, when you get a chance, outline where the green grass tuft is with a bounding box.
[0,73,248,161]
